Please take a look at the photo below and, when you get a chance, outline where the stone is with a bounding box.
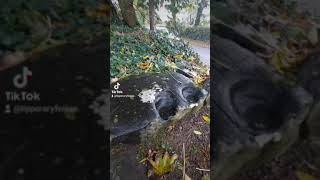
[212,35,270,74]
[212,35,313,180]
[110,72,208,142]
[213,70,313,180]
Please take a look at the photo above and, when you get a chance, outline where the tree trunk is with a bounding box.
[118,0,138,27]
[110,0,121,24]
[172,12,177,32]
[194,0,208,27]
[149,0,156,32]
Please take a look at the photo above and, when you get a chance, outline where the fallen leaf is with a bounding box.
[270,48,289,73]
[138,62,153,71]
[193,130,202,135]
[187,56,195,61]
[174,54,184,59]
[194,75,206,86]
[296,171,316,180]
[202,115,210,124]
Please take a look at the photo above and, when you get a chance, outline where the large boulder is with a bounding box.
[213,70,312,180]
[212,35,313,180]
[110,72,208,142]
[212,35,269,73]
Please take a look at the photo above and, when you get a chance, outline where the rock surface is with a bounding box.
[212,35,314,180]
[110,72,208,142]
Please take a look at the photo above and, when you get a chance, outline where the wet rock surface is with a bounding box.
[110,72,207,142]
[212,35,314,180]
[213,70,313,180]
[212,35,268,73]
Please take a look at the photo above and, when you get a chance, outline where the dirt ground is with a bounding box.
[140,106,210,180]
[229,140,320,180]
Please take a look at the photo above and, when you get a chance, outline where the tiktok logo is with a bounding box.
[112,82,123,95]
[13,66,32,89]
[114,82,120,90]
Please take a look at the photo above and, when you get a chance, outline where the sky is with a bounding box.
[157,1,210,26]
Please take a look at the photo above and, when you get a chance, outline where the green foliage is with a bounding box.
[165,16,209,42]
[164,0,190,13]
[180,26,210,41]
[148,152,178,176]
[136,0,165,11]
[0,0,107,52]
[110,25,202,79]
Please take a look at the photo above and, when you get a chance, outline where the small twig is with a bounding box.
[182,143,186,180]
[195,168,210,172]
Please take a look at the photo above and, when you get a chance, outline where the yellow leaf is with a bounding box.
[193,130,202,135]
[270,48,305,73]
[271,49,286,73]
[143,55,150,60]
[187,57,195,61]
[138,62,153,71]
[202,115,210,124]
[194,75,206,86]
[296,171,316,180]
[174,54,184,59]
[147,152,178,176]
